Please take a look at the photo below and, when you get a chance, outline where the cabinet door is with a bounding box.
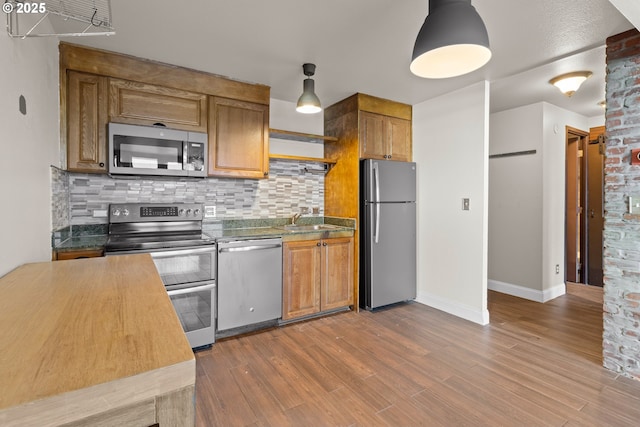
[321,237,354,311]
[359,111,387,160]
[67,71,108,173]
[387,116,412,162]
[208,97,269,179]
[109,79,207,132]
[54,249,104,261]
[282,240,321,320]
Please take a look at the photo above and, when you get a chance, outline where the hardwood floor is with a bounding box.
[195,291,640,426]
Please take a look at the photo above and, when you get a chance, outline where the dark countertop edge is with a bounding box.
[53,217,356,252]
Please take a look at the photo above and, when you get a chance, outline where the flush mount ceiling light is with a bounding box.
[410,0,491,79]
[296,63,322,114]
[549,71,593,97]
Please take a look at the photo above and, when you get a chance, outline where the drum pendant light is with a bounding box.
[410,0,491,79]
[296,63,322,114]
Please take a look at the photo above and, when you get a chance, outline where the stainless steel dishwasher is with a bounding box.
[216,237,283,337]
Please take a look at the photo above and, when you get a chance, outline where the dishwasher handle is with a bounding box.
[219,243,282,253]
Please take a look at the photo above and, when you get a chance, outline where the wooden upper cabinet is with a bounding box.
[208,97,269,179]
[386,116,412,162]
[359,111,386,160]
[359,111,411,161]
[109,78,207,132]
[320,237,354,311]
[66,71,108,173]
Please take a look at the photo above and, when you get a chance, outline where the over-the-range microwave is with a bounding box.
[108,123,208,178]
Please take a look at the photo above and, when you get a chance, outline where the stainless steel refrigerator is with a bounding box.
[360,159,417,310]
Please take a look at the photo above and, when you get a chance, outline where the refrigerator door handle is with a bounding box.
[375,202,380,244]
[373,161,380,203]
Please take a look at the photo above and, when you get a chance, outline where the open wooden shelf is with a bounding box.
[269,153,337,166]
[269,128,338,144]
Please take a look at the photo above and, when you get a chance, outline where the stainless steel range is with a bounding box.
[105,203,216,349]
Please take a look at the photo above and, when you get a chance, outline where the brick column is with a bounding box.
[604,29,640,380]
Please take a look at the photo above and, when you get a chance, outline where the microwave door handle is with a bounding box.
[183,141,188,167]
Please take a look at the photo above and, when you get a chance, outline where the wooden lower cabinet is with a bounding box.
[53,249,104,261]
[282,237,354,321]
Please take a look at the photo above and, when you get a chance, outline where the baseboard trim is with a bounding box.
[488,279,566,303]
[415,291,489,326]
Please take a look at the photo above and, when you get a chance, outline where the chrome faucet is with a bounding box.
[291,212,302,225]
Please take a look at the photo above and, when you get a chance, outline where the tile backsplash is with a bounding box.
[51,166,70,230]
[51,159,325,227]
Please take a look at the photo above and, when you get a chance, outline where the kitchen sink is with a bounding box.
[275,224,343,232]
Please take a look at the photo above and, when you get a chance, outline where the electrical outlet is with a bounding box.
[462,198,470,211]
[630,196,640,214]
[204,205,216,218]
[555,264,560,274]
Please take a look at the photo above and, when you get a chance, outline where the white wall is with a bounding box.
[488,101,590,302]
[413,81,490,325]
[269,98,324,158]
[0,36,59,277]
[488,104,544,296]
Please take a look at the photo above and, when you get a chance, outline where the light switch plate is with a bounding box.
[630,197,640,215]
[462,198,470,211]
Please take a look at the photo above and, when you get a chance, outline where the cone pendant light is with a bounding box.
[410,0,491,79]
[296,63,322,114]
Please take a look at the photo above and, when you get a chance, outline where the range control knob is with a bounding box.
[122,209,129,217]
[178,209,186,216]
[186,209,192,216]
[112,209,121,217]
[193,209,201,216]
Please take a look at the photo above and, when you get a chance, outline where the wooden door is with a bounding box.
[586,127,605,286]
[359,111,386,159]
[320,237,354,311]
[208,97,269,178]
[109,79,207,132]
[387,117,412,161]
[67,71,108,173]
[282,240,321,320]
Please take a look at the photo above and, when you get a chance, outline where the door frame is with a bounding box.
[565,126,589,284]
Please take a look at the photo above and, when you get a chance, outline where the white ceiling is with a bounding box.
[63,0,634,119]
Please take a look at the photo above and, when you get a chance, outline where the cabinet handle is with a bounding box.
[317,242,321,246]
[323,242,327,246]
[99,162,105,167]
[264,171,269,177]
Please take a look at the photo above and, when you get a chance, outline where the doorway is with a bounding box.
[565,126,605,286]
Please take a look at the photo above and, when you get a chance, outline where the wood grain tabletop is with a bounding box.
[0,254,194,412]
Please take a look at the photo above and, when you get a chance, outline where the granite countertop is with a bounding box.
[53,217,356,252]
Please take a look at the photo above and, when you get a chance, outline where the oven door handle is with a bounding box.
[150,246,216,258]
[167,283,216,296]
[219,243,281,253]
